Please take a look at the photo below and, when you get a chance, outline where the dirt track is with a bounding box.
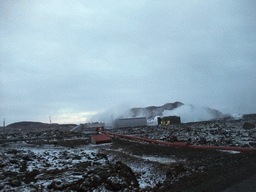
[104,137,256,192]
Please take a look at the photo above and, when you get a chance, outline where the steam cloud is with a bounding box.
[89,103,133,126]
[162,104,224,123]
[90,102,228,126]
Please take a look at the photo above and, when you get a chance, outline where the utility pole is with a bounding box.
[3,118,6,144]
[3,118,5,133]
[111,114,114,127]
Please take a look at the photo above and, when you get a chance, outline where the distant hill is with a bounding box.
[7,121,52,128]
[6,121,77,133]
[125,101,184,120]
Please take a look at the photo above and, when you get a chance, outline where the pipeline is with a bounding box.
[102,131,256,153]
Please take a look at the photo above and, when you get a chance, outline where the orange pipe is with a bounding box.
[102,131,256,153]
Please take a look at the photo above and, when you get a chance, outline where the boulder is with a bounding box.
[24,170,40,184]
[9,178,21,187]
[47,179,65,190]
[105,161,139,191]
[166,163,185,178]
[243,122,255,129]
[114,161,139,188]
[106,176,127,191]
[199,137,207,145]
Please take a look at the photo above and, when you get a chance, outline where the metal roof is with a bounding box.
[91,134,111,144]
[118,117,146,120]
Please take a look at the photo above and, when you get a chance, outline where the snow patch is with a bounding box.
[218,150,241,154]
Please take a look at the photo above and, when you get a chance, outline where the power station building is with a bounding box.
[70,122,105,133]
[158,116,181,125]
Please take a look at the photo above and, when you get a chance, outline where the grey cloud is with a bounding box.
[1,0,255,124]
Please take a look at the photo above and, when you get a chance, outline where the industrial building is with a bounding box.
[114,117,147,128]
[70,122,105,134]
[158,116,181,125]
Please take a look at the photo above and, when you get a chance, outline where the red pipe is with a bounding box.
[102,131,190,148]
[102,131,256,153]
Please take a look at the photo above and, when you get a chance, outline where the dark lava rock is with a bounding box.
[9,158,18,164]
[96,167,110,181]
[114,161,139,189]
[0,163,6,168]
[162,164,186,191]
[249,142,256,147]
[69,162,139,191]
[85,165,111,182]
[6,149,19,155]
[9,178,21,187]
[47,179,65,190]
[69,166,110,190]
[20,160,27,172]
[25,170,40,184]
[85,174,103,187]
[106,176,127,191]
[93,162,102,166]
[166,163,185,178]
[96,153,108,160]
[0,174,5,180]
[72,155,81,160]
[243,122,255,129]
[46,168,64,175]
[4,171,19,177]
[169,136,178,142]
[21,154,33,161]
[74,161,92,171]
[199,137,207,145]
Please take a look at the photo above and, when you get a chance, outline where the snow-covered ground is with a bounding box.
[0,142,179,191]
[0,116,255,191]
[113,118,256,148]
[0,143,110,191]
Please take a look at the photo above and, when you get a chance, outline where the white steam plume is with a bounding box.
[162,104,224,123]
[89,103,133,126]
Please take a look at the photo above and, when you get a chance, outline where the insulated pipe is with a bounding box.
[102,131,256,153]
[102,131,190,148]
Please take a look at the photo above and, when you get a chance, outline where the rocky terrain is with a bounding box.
[111,115,256,148]
[1,136,256,191]
[0,143,142,191]
[0,114,256,191]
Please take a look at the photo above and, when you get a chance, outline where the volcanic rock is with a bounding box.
[113,161,139,189]
[47,179,66,190]
[24,170,40,184]
[166,163,185,178]
[9,178,21,187]
[243,122,255,129]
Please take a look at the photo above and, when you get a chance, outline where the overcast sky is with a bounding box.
[1,0,255,125]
